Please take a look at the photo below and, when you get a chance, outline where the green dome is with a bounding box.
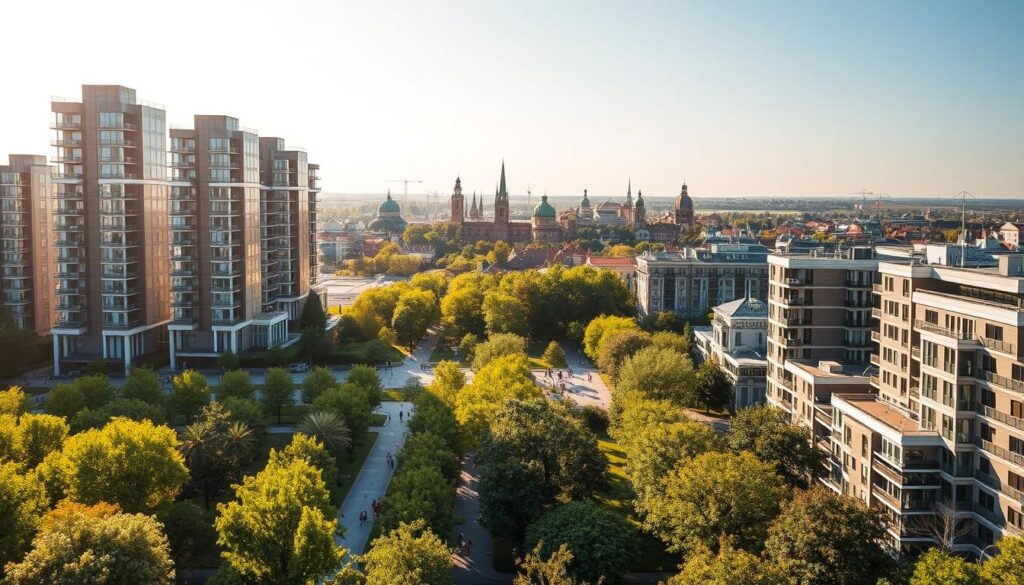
[532,195,556,218]
[635,191,645,208]
[378,193,401,214]
[580,189,590,208]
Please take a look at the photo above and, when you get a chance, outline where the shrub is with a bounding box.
[579,405,610,434]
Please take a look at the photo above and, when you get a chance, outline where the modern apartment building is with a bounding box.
[165,116,291,370]
[259,138,322,324]
[768,242,1024,556]
[692,297,769,410]
[861,247,1024,555]
[50,86,170,375]
[766,245,878,429]
[635,243,770,319]
[0,155,55,335]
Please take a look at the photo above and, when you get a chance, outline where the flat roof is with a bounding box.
[787,359,870,379]
[834,394,925,435]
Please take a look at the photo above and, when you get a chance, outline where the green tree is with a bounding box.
[170,370,211,424]
[262,367,295,424]
[0,311,40,381]
[57,417,189,513]
[693,358,733,414]
[216,369,256,401]
[428,360,465,407]
[215,456,344,584]
[458,333,480,363]
[347,364,383,408]
[455,354,541,444]
[483,291,530,337]
[300,365,336,405]
[541,341,567,368]
[74,374,115,409]
[220,396,267,437]
[624,419,726,518]
[300,293,328,336]
[765,487,891,585]
[909,549,981,585]
[650,331,690,354]
[271,433,341,488]
[4,501,174,585]
[515,543,589,585]
[643,451,788,554]
[70,398,167,433]
[665,541,783,585]
[158,501,219,570]
[362,520,452,585]
[471,333,527,371]
[13,413,69,469]
[728,405,825,489]
[596,330,652,381]
[981,535,1024,585]
[640,310,685,334]
[216,349,241,371]
[609,395,686,450]
[616,346,695,404]
[524,501,636,584]
[0,461,47,572]
[297,411,352,457]
[0,386,30,416]
[122,367,164,406]
[43,383,84,419]
[378,465,454,536]
[583,315,638,361]
[312,384,371,455]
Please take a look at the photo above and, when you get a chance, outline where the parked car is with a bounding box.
[287,362,310,373]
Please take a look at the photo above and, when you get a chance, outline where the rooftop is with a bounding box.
[714,297,767,318]
[787,359,871,379]
[834,394,930,436]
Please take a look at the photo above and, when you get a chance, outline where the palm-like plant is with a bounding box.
[179,421,221,509]
[222,420,255,479]
[297,411,352,456]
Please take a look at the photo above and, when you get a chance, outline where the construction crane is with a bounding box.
[386,178,423,207]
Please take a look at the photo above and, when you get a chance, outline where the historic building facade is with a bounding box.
[449,163,565,243]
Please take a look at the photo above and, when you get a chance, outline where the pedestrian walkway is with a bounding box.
[451,453,513,585]
[533,342,612,410]
[335,401,414,557]
[378,328,441,389]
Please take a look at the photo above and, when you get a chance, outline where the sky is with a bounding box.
[1,0,1022,199]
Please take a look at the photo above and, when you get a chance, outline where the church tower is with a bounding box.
[634,190,646,225]
[494,161,510,240]
[622,179,634,219]
[450,176,464,224]
[674,182,694,225]
[470,193,481,220]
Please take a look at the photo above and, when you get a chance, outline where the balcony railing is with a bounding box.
[980,337,1016,356]
[914,319,973,340]
[975,469,1024,505]
[976,438,1024,468]
[976,370,1024,394]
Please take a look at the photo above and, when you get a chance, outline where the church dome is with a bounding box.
[675,183,693,209]
[580,189,590,208]
[635,190,645,208]
[378,192,401,214]
[533,195,556,218]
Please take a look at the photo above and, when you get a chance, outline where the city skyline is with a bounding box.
[1,0,1022,198]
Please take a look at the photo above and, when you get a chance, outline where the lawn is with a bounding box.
[370,413,387,426]
[595,434,679,573]
[429,343,458,364]
[381,387,419,402]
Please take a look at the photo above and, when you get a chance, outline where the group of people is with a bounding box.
[540,367,594,395]
[360,498,385,525]
[456,532,473,555]
[385,451,396,470]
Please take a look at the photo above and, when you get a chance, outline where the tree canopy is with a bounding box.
[524,501,636,584]
[728,404,824,489]
[361,520,452,585]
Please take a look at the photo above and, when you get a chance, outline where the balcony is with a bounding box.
[779,296,806,306]
[912,346,921,361]
[976,438,1024,468]
[784,277,806,286]
[845,298,873,308]
[846,280,872,289]
[873,283,883,294]
[914,320,973,341]
[51,138,82,147]
[870,353,880,366]
[99,138,137,147]
[976,470,1024,505]
[51,120,81,130]
[980,337,1017,357]
[976,370,1024,394]
[871,308,882,319]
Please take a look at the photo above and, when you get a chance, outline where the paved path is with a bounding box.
[451,453,514,585]
[533,342,612,410]
[335,400,414,558]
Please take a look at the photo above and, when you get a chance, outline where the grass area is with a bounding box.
[336,430,379,506]
[595,434,680,573]
[21,386,49,396]
[686,406,733,420]
[429,343,458,364]
[370,413,387,426]
[382,388,419,402]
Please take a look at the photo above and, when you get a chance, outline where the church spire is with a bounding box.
[498,160,507,199]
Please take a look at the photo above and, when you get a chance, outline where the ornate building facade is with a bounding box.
[449,165,699,244]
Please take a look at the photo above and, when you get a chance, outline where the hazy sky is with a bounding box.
[1,0,1022,198]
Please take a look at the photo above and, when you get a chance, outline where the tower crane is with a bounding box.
[386,178,423,207]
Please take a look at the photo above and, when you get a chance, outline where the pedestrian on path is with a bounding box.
[399,410,404,421]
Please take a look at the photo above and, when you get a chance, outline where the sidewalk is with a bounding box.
[451,453,514,585]
[534,342,612,410]
[335,401,414,557]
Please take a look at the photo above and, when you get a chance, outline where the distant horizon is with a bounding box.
[1,1,1021,197]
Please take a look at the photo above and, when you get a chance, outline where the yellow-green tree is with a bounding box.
[665,542,783,585]
[216,457,345,584]
[455,354,540,444]
[0,461,47,573]
[362,520,452,585]
[55,417,188,513]
[583,314,638,361]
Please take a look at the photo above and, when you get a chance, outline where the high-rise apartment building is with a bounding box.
[768,243,1024,555]
[50,86,170,375]
[766,245,878,429]
[165,116,291,370]
[259,138,322,323]
[0,155,55,335]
